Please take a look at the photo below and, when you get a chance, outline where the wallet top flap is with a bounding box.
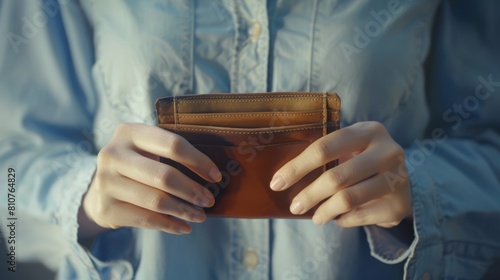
[155,92,340,126]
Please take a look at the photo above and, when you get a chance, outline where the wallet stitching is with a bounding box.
[159,94,340,122]
[164,126,325,134]
[160,111,339,117]
[322,93,327,173]
[322,94,327,136]
[176,94,339,100]
[160,112,340,122]
[174,96,179,126]
[161,112,340,122]
[177,97,338,104]
[178,112,323,118]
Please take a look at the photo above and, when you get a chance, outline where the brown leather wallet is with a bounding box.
[155,92,340,218]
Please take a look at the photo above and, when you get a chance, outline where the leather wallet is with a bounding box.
[155,92,340,218]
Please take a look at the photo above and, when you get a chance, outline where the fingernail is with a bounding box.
[290,200,305,215]
[208,167,222,182]
[202,188,215,207]
[270,174,286,191]
[312,213,324,225]
[177,225,191,234]
[191,210,206,222]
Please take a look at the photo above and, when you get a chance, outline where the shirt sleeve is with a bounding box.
[0,1,103,278]
[364,1,500,277]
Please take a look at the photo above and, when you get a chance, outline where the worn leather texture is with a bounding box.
[155,92,340,218]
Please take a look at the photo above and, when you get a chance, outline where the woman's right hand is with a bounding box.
[79,123,221,236]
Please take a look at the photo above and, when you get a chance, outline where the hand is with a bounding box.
[270,121,412,228]
[79,123,221,236]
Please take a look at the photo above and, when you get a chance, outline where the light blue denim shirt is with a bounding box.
[1,0,499,279]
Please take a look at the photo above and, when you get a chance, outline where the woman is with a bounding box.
[1,0,499,279]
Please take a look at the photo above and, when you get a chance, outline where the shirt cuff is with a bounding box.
[57,155,134,279]
[363,148,439,265]
[363,221,415,264]
[57,155,102,278]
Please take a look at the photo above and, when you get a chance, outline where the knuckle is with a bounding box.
[97,146,115,165]
[278,162,298,183]
[145,193,167,211]
[386,213,401,227]
[326,169,348,188]
[178,204,198,221]
[114,122,134,136]
[299,190,314,206]
[176,203,191,215]
[164,133,185,155]
[152,166,175,188]
[388,220,401,227]
[383,145,405,162]
[191,188,206,205]
[286,162,298,179]
[92,203,105,218]
[92,176,106,192]
[354,121,386,139]
[92,199,113,222]
[346,121,386,140]
[136,214,156,229]
[387,211,401,223]
[337,189,356,210]
[313,140,331,162]
[391,201,408,221]
[393,145,405,158]
[352,208,368,224]
[365,121,385,134]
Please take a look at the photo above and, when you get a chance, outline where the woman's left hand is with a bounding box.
[270,121,412,228]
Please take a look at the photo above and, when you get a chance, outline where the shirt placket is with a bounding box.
[229,1,269,93]
[224,1,271,279]
[230,219,270,280]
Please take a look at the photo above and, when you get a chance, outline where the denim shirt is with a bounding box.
[1,0,499,279]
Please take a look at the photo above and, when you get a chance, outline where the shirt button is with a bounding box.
[243,248,259,271]
[248,20,262,42]
[421,272,430,280]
